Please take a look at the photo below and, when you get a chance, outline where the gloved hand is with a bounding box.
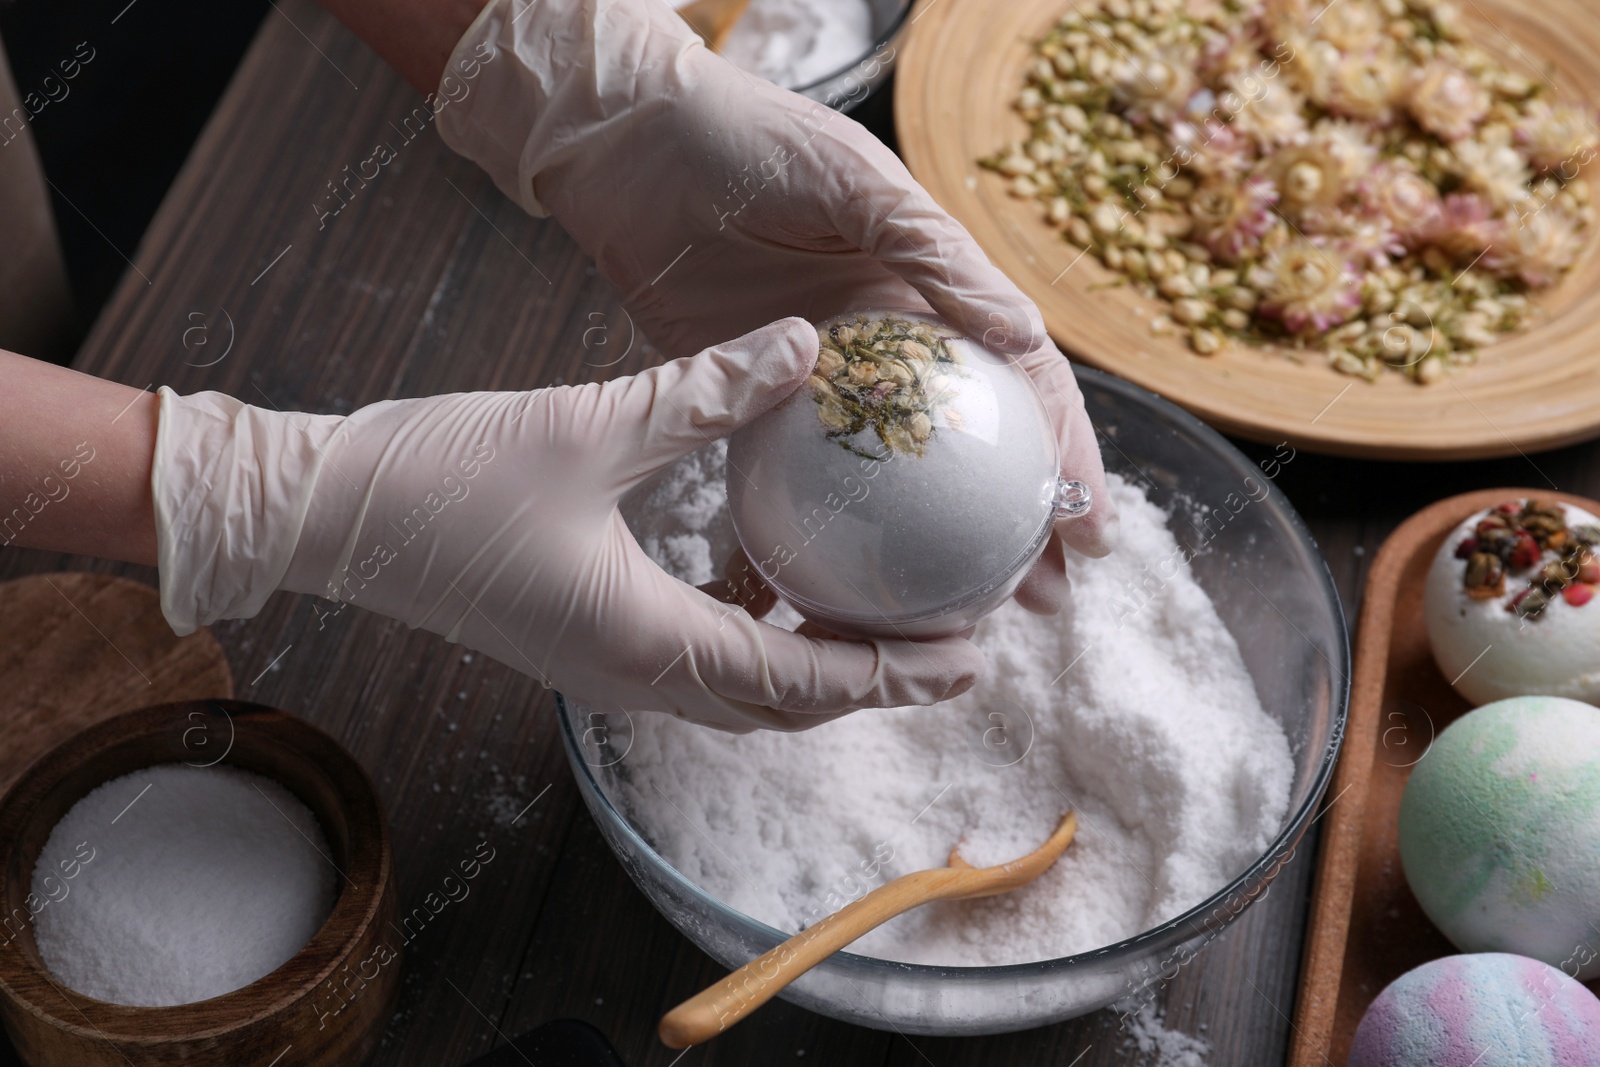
[153,320,982,732]
[435,0,1118,609]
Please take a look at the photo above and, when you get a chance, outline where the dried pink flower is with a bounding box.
[1428,193,1508,261]
[1407,61,1489,142]
[1190,176,1281,262]
[1332,213,1408,269]
[1516,100,1600,173]
[1172,119,1257,179]
[1258,237,1363,333]
[1358,161,1443,244]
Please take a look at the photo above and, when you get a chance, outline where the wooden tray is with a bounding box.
[1288,488,1600,1066]
[894,0,1600,460]
[0,572,234,795]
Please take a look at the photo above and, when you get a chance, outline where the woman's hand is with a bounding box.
[154,320,983,731]
[434,0,1118,601]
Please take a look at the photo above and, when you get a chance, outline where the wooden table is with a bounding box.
[3,4,1598,1065]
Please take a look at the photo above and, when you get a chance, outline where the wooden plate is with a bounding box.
[895,0,1600,459]
[0,572,233,795]
[1287,488,1600,1065]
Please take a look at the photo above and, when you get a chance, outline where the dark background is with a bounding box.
[1,0,268,350]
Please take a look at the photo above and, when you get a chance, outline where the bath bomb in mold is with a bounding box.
[1347,953,1600,1067]
[727,309,1073,640]
[1399,696,1600,979]
[1423,499,1600,707]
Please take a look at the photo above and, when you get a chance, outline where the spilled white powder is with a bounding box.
[683,0,875,89]
[31,764,337,1006]
[1123,1007,1212,1066]
[614,443,1293,966]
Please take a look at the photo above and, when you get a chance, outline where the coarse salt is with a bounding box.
[617,443,1294,966]
[31,764,337,1006]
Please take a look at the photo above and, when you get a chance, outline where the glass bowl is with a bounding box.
[788,0,909,110]
[555,366,1349,1035]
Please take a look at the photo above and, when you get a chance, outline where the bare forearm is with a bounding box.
[0,351,158,565]
[317,0,487,95]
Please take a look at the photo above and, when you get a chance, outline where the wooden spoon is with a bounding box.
[677,0,754,53]
[658,811,1079,1049]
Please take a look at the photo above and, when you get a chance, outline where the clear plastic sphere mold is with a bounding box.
[727,309,1088,639]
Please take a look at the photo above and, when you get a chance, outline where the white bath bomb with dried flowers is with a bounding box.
[1424,499,1600,706]
[726,309,1063,639]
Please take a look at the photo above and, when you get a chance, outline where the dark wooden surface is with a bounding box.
[2,3,1598,1065]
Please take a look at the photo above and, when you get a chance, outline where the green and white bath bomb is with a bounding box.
[1399,696,1600,980]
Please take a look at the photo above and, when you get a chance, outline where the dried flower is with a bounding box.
[1189,177,1280,262]
[1428,193,1507,261]
[1229,76,1309,147]
[1359,161,1442,244]
[1286,39,1343,110]
[809,314,961,457]
[1173,119,1257,179]
[1258,238,1362,332]
[1327,46,1405,124]
[1451,136,1532,209]
[1113,49,1197,124]
[1269,143,1349,225]
[1312,120,1379,183]
[1315,0,1383,51]
[1484,204,1586,287]
[1517,100,1600,172]
[1334,212,1408,269]
[1407,61,1489,142]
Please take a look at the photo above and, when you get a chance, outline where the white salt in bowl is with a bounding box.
[0,701,399,1065]
[556,367,1349,1035]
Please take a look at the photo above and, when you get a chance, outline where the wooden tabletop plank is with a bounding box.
[3,2,1599,1066]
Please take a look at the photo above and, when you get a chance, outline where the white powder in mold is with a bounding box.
[614,444,1293,966]
[31,764,337,1006]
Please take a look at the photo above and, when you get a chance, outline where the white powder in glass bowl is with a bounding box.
[678,0,876,90]
[617,443,1293,967]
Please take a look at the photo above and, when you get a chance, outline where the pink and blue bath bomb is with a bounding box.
[1348,953,1600,1066]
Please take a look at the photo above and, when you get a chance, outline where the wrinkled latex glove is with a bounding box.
[153,320,982,732]
[436,0,1118,607]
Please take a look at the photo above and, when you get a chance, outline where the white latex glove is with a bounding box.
[153,320,982,732]
[436,0,1118,608]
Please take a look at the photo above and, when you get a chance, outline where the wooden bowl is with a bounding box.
[0,701,399,1067]
[896,0,1600,459]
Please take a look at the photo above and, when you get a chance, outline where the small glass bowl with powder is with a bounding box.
[680,0,909,106]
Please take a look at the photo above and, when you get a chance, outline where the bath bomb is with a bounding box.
[1399,696,1600,979]
[727,309,1068,639]
[1348,953,1600,1067]
[1423,499,1600,706]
